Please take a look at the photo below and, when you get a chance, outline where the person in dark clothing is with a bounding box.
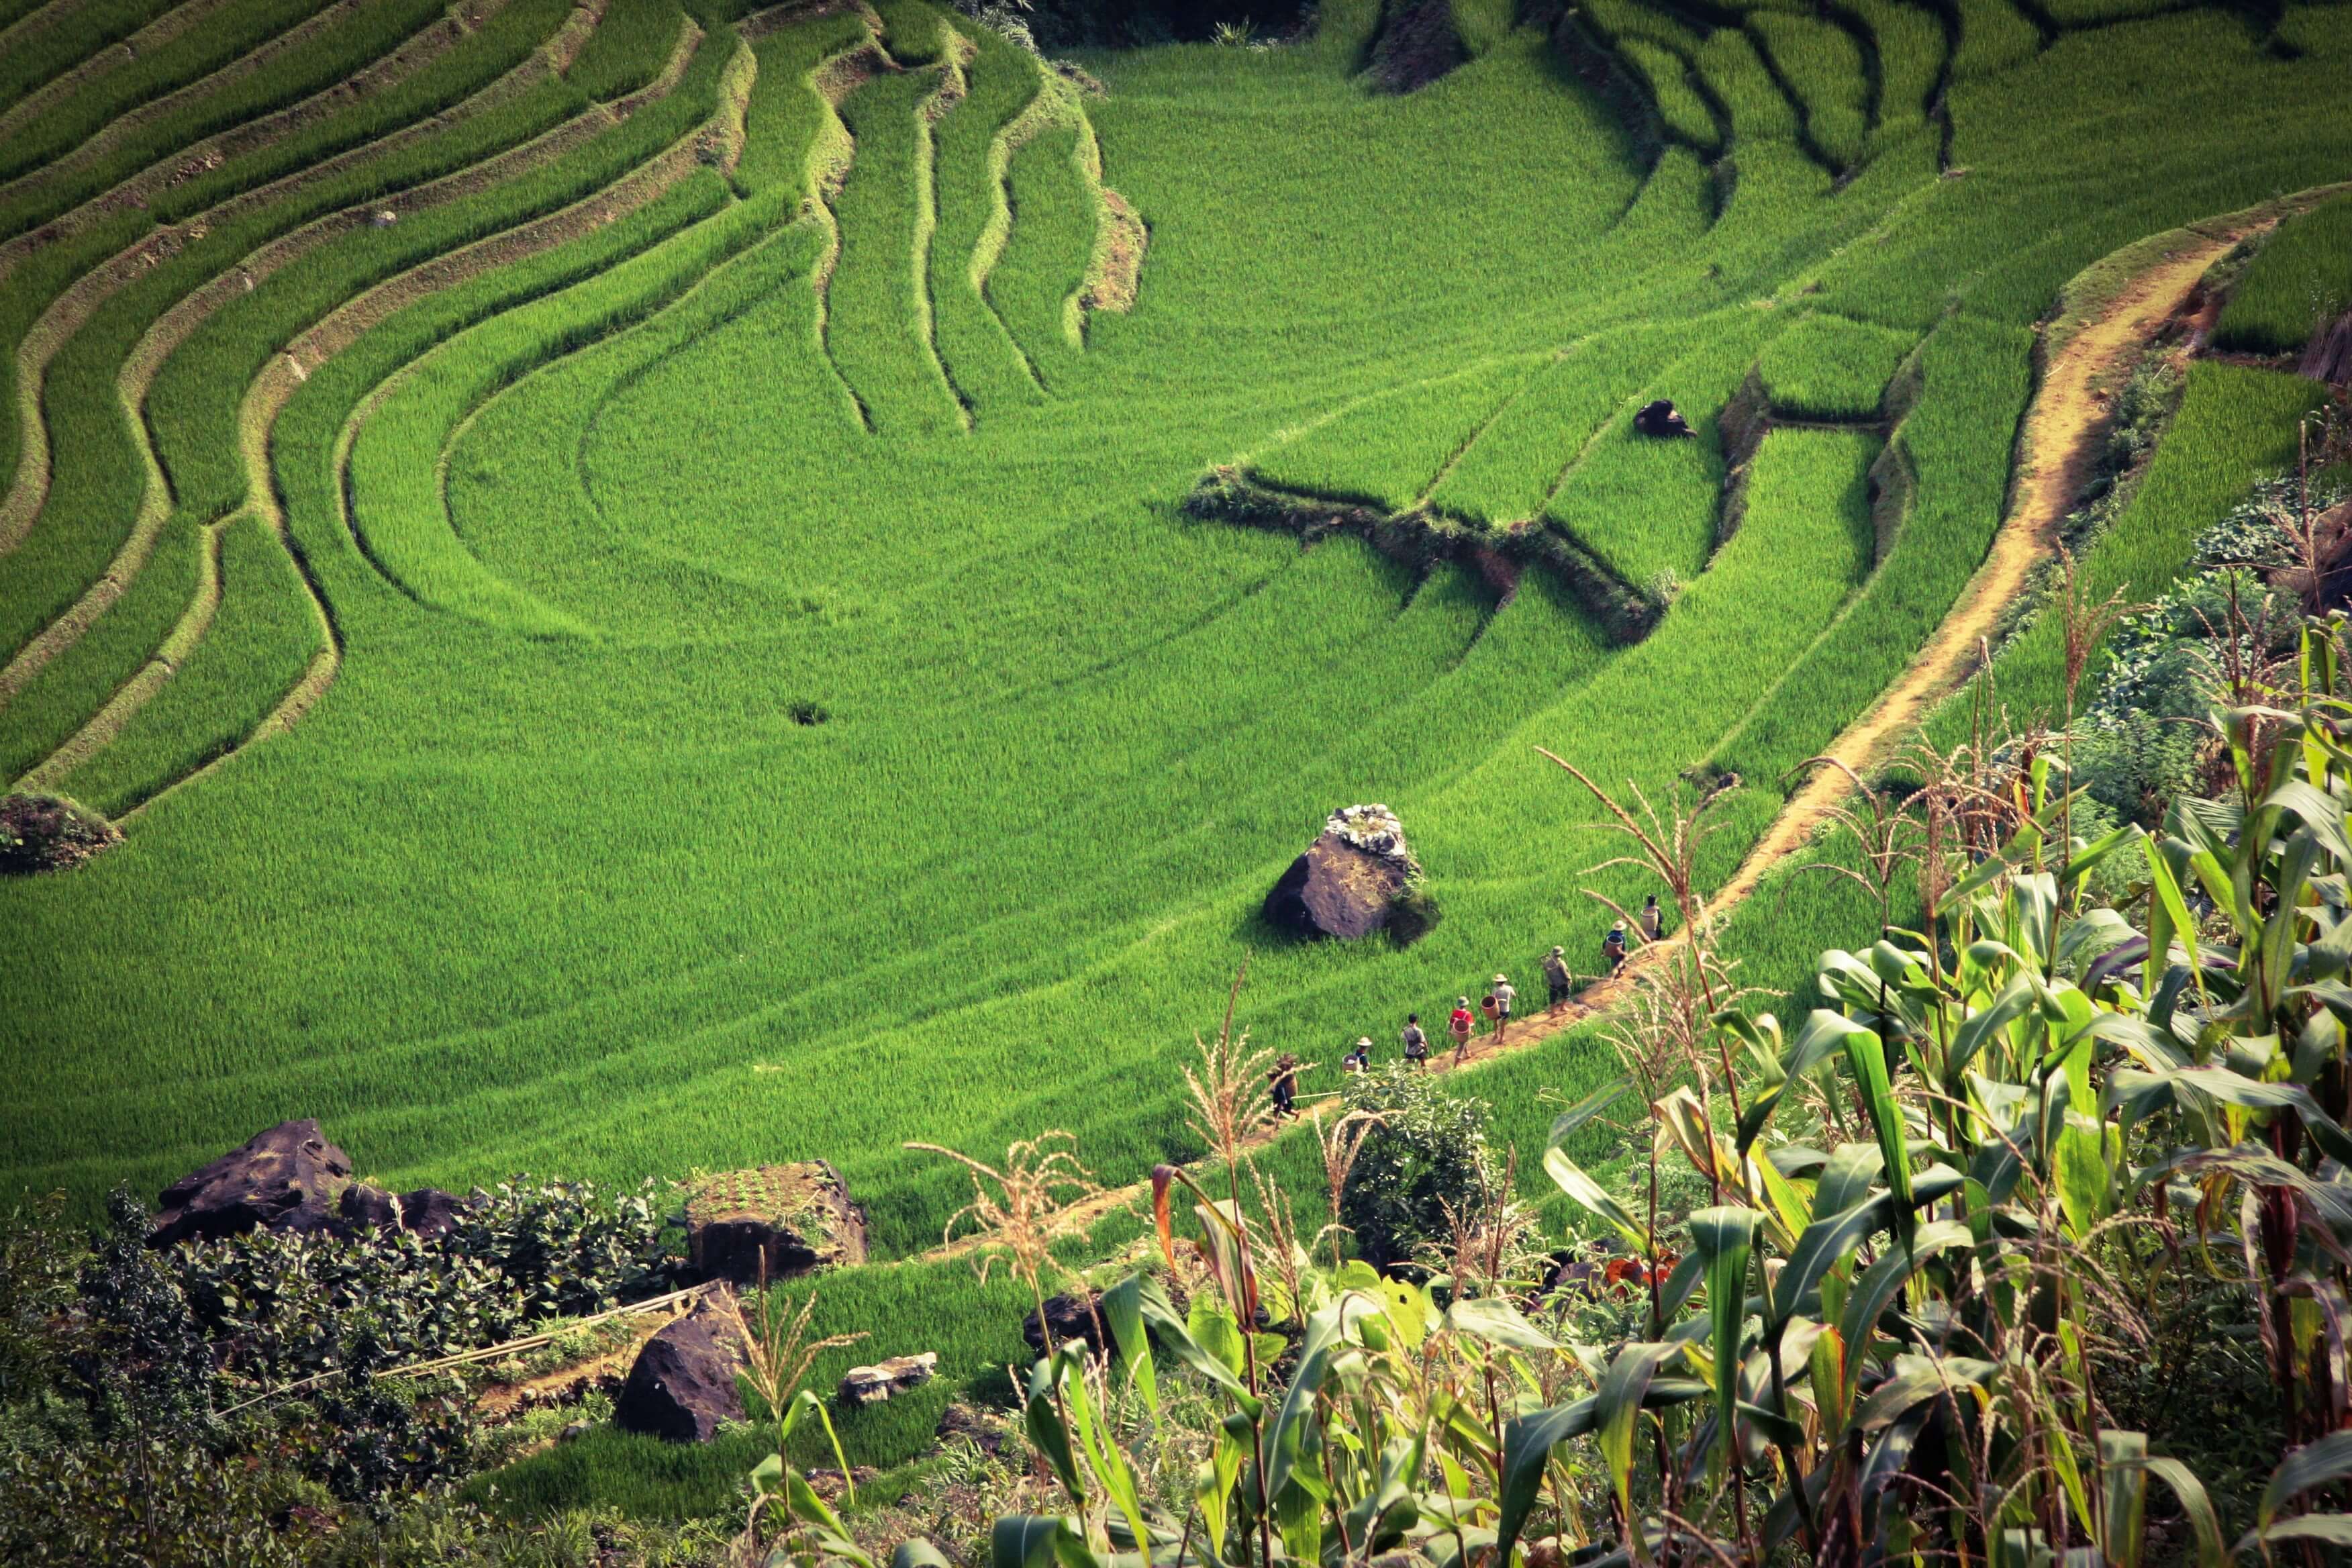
[1401,1014,1429,1069]
[1342,1037,1371,1074]
[1603,923,1628,973]
[1270,1055,1300,1117]
[1542,946,1573,1011]
[1640,894,1663,942]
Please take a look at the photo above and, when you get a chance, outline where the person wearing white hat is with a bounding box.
[1342,1037,1371,1073]
[1491,973,1516,1042]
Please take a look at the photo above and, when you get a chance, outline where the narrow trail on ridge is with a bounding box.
[912,212,2283,1269]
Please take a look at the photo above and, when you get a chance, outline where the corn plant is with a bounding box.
[1510,619,2352,1567]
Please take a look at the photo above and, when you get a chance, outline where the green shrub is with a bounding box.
[1337,1064,1491,1269]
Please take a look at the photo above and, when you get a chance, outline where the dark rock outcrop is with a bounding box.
[1265,834,1411,940]
[334,1181,470,1239]
[2300,311,2352,387]
[1367,0,1464,93]
[0,793,119,876]
[151,1120,353,1247]
[685,1163,868,1286]
[1023,1290,1116,1359]
[336,1183,402,1233]
[838,1351,938,1406]
[398,1187,466,1239]
[937,1402,1006,1454]
[615,1290,748,1442]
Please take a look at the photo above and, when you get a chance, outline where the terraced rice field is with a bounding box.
[3,0,2348,1257]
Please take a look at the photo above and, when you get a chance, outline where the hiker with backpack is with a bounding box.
[1401,1014,1429,1069]
[1542,945,1573,1012]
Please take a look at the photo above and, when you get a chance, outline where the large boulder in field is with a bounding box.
[615,1289,749,1442]
[685,1163,868,1286]
[150,1119,353,1247]
[1265,805,1420,942]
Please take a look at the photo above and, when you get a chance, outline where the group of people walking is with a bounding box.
[1323,894,1667,1083]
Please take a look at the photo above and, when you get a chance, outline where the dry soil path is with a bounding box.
[915,215,2273,1266]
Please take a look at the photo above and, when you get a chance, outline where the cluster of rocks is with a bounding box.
[146,1119,466,1248]
[1265,803,1423,941]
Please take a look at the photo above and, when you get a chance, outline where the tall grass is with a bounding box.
[1755,310,1914,418]
[1620,39,1722,154]
[1747,11,1869,166]
[57,512,322,815]
[0,0,339,185]
[565,0,687,103]
[830,65,967,436]
[2212,193,2352,355]
[1249,356,1547,512]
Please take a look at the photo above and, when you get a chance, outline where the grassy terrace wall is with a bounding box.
[0,0,2347,1302]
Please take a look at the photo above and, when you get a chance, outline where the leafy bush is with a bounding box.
[1336,1063,1491,1269]
[167,1177,677,1389]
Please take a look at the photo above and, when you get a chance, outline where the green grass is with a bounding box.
[1249,355,1548,511]
[3,0,2350,1305]
[926,19,1050,417]
[1620,39,1721,154]
[0,0,340,187]
[1545,315,1771,595]
[1755,311,1916,419]
[873,0,946,67]
[565,0,687,103]
[1846,0,1946,142]
[0,0,450,246]
[990,124,1097,389]
[1950,0,2042,79]
[1694,28,1802,142]
[1427,324,1685,524]
[57,512,322,816]
[2212,193,2352,355]
[1747,12,1869,166]
[830,64,967,435]
[0,0,178,121]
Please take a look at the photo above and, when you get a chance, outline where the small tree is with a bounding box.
[1336,1065,1490,1271]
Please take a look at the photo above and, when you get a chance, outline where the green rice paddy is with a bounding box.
[3,0,2349,1269]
